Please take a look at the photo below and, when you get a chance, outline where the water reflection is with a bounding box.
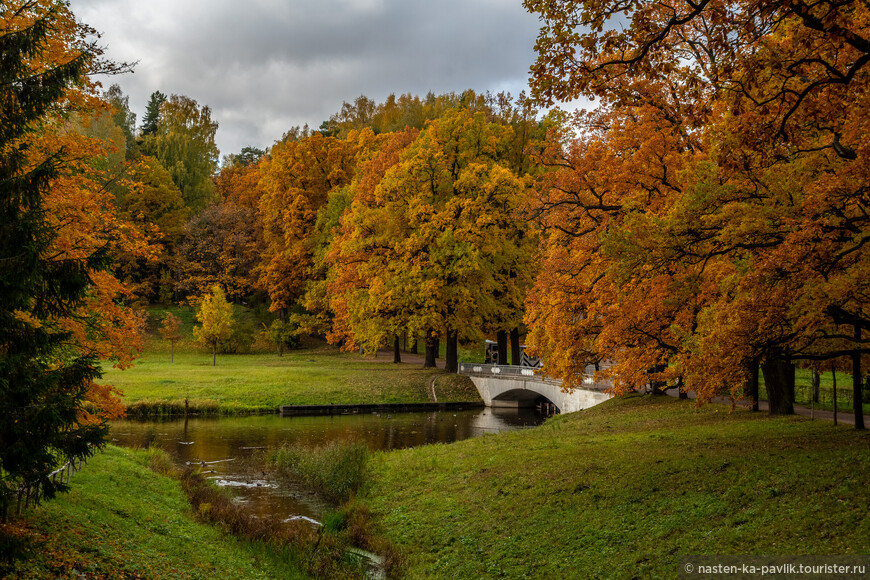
[110,408,545,521]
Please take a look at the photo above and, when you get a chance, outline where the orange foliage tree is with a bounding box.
[257,129,386,313]
[524,0,870,423]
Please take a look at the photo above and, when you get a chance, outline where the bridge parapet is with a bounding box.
[459,363,612,414]
[458,363,610,392]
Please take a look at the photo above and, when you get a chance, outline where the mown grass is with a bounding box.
[101,304,485,415]
[103,345,481,416]
[364,395,870,579]
[0,445,308,579]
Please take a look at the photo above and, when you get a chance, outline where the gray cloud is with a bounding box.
[71,0,543,157]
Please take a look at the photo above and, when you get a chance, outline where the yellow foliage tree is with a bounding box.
[193,285,235,365]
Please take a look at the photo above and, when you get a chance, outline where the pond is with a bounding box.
[110,407,547,522]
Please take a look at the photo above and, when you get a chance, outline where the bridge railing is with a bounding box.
[459,363,561,384]
[458,363,612,392]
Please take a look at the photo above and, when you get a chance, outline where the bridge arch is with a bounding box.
[459,364,611,414]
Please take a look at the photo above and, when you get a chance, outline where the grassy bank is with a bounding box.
[103,344,480,416]
[364,395,870,579]
[1,446,308,579]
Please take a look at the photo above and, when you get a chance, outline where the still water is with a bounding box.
[110,407,546,521]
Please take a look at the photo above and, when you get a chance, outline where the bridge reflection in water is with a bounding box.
[459,363,612,415]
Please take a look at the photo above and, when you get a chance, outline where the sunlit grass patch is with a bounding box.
[104,346,480,415]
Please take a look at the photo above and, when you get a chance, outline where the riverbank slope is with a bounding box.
[1,446,308,579]
[365,394,870,578]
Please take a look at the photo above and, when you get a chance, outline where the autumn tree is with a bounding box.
[193,285,235,366]
[215,148,264,208]
[176,201,264,301]
[523,0,870,424]
[123,157,189,247]
[257,129,384,313]
[144,94,219,211]
[328,110,535,373]
[524,103,698,393]
[159,312,183,362]
[326,90,506,138]
[0,0,142,513]
[115,156,189,298]
[104,83,138,159]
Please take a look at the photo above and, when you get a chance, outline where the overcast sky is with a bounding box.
[69,0,547,158]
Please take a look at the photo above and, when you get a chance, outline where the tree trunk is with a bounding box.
[424,331,437,368]
[761,354,795,415]
[410,336,418,354]
[393,335,401,364]
[510,328,521,366]
[853,324,865,430]
[676,376,688,399]
[433,338,440,359]
[812,370,820,404]
[212,342,216,366]
[744,358,759,412]
[496,330,508,366]
[445,332,458,373]
[648,364,667,395]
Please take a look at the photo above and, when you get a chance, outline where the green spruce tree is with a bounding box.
[0,2,110,517]
[140,90,166,136]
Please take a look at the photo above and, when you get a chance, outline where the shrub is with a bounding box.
[266,319,300,355]
[221,319,256,354]
[267,441,369,504]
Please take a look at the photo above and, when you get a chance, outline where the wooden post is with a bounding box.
[832,363,838,426]
[853,324,865,430]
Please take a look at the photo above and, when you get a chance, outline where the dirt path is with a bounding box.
[666,388,869,426]
[346,349,445,369]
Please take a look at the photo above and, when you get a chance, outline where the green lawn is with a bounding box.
[102,344,480,414]
[1,446,308,579]
[364,395,870,579]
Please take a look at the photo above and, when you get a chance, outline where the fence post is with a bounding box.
[832,363,838,426]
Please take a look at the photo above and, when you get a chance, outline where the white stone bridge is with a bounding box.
[458,363,612,414]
